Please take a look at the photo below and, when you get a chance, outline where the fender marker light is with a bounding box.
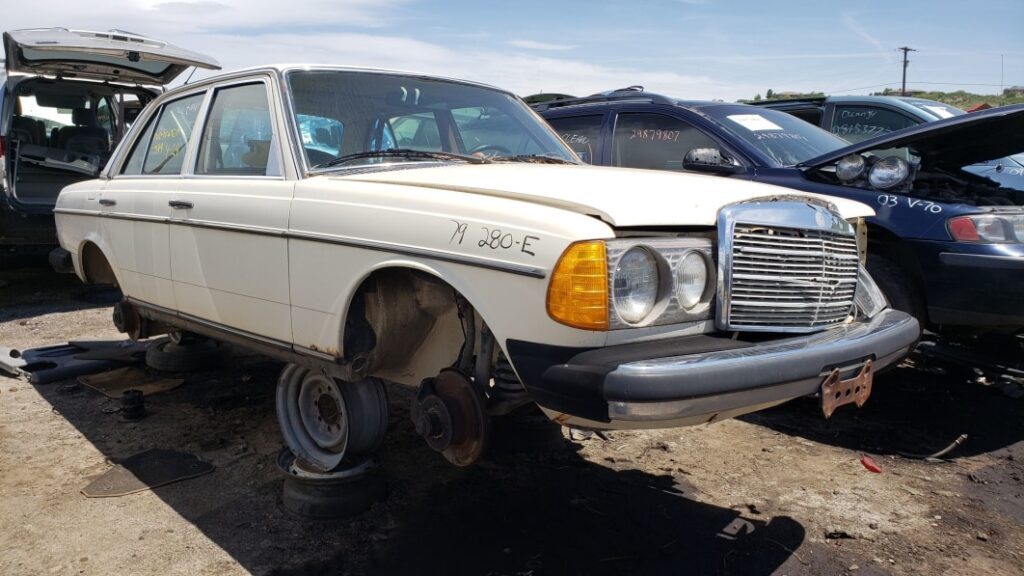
[547,240,608,330]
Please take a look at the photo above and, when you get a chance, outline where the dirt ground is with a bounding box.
[2,255,1023,576]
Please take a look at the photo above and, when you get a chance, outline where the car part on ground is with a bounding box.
[81,449,214,498]
[276,366,389,472]
[277,448,387,520]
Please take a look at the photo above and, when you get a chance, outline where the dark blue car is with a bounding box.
[534,89,1024,335]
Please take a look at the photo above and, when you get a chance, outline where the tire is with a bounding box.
[276,365,389,472]
[144,336,227,372]
[866,253,927,326]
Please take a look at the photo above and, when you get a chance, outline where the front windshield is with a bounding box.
[286,70,577,169]
[703,105,849,167]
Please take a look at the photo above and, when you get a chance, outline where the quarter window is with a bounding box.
[546,115,603,163]
[121,93,203,176]
[197,83,276,176]
[831,106,918,143]
[611,113,718,170]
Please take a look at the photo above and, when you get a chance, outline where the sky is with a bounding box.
[3,0,1023,101]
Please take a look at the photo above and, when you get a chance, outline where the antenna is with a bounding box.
[183,66,197,85]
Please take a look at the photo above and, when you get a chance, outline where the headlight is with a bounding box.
[853,265,888,318]
[948,214,1024,243]
[868,156,910,190]
[547,238,714,330]
[674,251,708,309]
[836,154,867,182]
[613,246,659,324]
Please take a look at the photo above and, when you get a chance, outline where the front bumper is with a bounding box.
[507,308,919,430]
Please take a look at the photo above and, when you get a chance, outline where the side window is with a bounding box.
[611,113,718,170]
[546,115,603,163]
[298,113,344,158]
[197,83,276,176]
[121,93,203,176]
[95,98,114,136]
[387,112,441,150]
[831,106,918,143]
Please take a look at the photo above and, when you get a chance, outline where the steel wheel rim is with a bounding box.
[297,373,349,451]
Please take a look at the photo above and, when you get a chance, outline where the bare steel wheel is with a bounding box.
[276,365,389,472]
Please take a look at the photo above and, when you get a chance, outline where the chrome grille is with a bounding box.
[726,223,859,331]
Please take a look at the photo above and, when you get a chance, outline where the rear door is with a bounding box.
[102,90,207,310]
[542,113,606,164]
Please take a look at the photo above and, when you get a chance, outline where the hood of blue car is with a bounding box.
[801,103,1024,170]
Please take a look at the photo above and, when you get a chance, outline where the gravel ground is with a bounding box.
[1,257,1023,576]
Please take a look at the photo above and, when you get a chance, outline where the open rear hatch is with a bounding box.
[2,28,220,212]
[4,28,221,85]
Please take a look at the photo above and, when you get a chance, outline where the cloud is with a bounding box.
[842,12,894,64]
[506,40,577,51]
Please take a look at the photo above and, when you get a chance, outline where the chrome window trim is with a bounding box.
[716,198,857,334]
[108,87,211,178]
[189,76,286,178]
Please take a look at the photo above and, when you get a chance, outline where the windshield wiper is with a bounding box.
[490,154,577,165]
[314,148,490,169]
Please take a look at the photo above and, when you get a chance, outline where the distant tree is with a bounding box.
[766,89,774,99]
[754,93,762,101]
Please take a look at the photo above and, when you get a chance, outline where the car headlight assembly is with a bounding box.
[674,250,709,309]
[853,265,888,319]
[868,156,910,190]
[547,237,714,330]
[836,154,867,182]
[613,246,660,324]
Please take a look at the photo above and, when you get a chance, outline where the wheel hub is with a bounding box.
[411,369,489,467]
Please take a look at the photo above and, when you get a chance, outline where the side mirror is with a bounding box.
[683,148,743,175]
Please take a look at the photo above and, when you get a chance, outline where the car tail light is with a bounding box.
[547,240,608,330]
[948,214,1024,243]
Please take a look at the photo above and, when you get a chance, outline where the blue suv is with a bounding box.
[534,88,1024,336]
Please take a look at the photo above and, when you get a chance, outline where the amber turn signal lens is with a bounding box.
[547,240,609,330]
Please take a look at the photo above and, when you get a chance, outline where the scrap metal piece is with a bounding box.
[120,389,147,420]
[12,340,151,384]
[78,366,184,399]
[821,360,873,419]
[81,449,213,498]
[0,346,26,377]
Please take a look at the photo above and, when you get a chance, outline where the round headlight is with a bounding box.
[613,247,659,324]
[836,154,867,182]
[868,156,910,190]
[674,251,708,309]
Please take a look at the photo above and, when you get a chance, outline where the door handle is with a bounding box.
[168,200,193,209]
[98,198,116,206]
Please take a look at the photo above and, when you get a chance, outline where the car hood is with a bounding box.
[3,28,220,85]
[336,163,873,227]
[801,103,1024,170]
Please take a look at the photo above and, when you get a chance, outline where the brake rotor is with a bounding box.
[413,369,489,467]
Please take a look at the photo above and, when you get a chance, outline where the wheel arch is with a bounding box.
[339,261,494,387]
[78,238,119,286]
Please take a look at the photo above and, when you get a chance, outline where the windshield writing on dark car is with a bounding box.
[704,106,849,167]
[286,70,577,169]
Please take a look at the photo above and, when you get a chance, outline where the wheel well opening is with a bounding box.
[80,242,117,286]
[344,268,474,386]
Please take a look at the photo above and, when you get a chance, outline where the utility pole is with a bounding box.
[898,46,916,96]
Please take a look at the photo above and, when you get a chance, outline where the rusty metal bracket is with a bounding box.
[821,359,874,419]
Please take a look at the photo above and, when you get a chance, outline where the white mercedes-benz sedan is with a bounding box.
[52,65,919,470]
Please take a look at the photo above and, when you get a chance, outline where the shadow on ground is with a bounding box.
[742,360,1024,459]
[26,353,814,576]
[0,255,119,323]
